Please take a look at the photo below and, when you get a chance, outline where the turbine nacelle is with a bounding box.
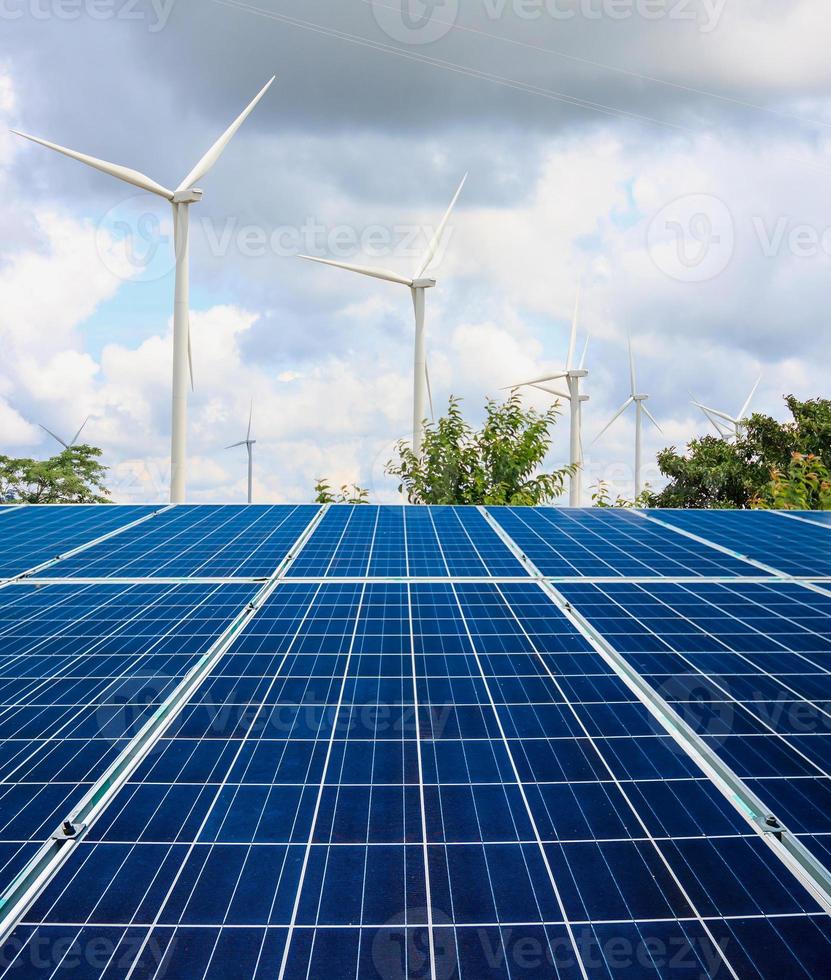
[412,278,437,290]
[172,188,204,204]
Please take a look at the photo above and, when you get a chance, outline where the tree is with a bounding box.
[647,396,831,509]
[0,446,111,504]
[752,453,831,511]
[313,479,369,505]
[385,394,573,505]
[591,480,653,509]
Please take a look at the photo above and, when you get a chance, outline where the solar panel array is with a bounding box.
[0,503,830,979]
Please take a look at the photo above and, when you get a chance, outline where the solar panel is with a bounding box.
[487,506,765,578]
[557,579,831,867]
[0,505,160,580]
[287,505,527,578]
[0,580,255,902]
[647,509,831,578]
[1,503,831,979]
[37,505,320,580]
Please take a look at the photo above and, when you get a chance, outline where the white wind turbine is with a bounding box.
[505,288,589,507]
[594,335,662,499]
[13,77,275,503]
[225,401,256,504]
[299,174,467,456]
[39,417,89,451]
[692,377,761,442]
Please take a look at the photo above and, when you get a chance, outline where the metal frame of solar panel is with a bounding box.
[1,502,831,979]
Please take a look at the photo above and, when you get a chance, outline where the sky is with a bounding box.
[0,0,829,503]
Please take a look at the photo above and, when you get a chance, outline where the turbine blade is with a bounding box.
[592,397,633,444]
[12,130,174,199]
[696,404,737,425]
[425,362,434,421]
[247,399,253,441]
[578,335,590,371]
[737,375,761,420]
[176,76,276,192]
[187,318,195,392]
[693,402,731,438]
[416,172,467,279]
[505,370,568,389]
[225,441,246,450]
[69,417,89,447]
[38,423,69,449]
[530,384,571,400]
[627,334,637,396]
[566,285,580,370]
[642,404,663,432]
[298,254,413,287]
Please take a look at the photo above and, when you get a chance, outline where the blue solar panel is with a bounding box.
[288,505,527,578]
[0,580,255,901]
[37,504,319,579]
[2,504,831,978]
[648,509,831,577]
[488,506,765,577]
[6,580,828,978]
[559,579,831,869]
[0,505,159,579]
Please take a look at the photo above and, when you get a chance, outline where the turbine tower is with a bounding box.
[225,401,256,504]
[299,174,467,456]
[692,376,761,442]
[505,287,588,507]
[14,77,275,503]
[39,417,89,451]
[594,335,662,499]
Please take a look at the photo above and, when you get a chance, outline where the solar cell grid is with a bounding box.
[37,504,319,580]
[648,509,831,577]
[6,580,829,978]
[488,506,765,578]
[0,505,159,580]
[287,505,527,579]
[0,580,256,911]
[558,580,831,870]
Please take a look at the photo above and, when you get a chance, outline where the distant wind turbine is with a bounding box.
[225,402,256,504]
[13,76,275,503]
[692,377,761,442]
[505,287,589,507]
[39,417,89,450]
[299,174,467,456]
[593,335,662,499]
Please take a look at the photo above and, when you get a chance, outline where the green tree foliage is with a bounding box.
[752,454,831,511]
[0,446,110,504]
[647,396,831,509]
[591,480,653,509]
[385,394,573,505]
[313,479,369,505]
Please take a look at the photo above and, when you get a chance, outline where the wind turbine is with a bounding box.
[593,335,662,499]
[13,77,275,503]
[299,174,467,456]
[225,401,256,504]
[505,288,589,507]
[39,417,89,451]
[692,376,761,442]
